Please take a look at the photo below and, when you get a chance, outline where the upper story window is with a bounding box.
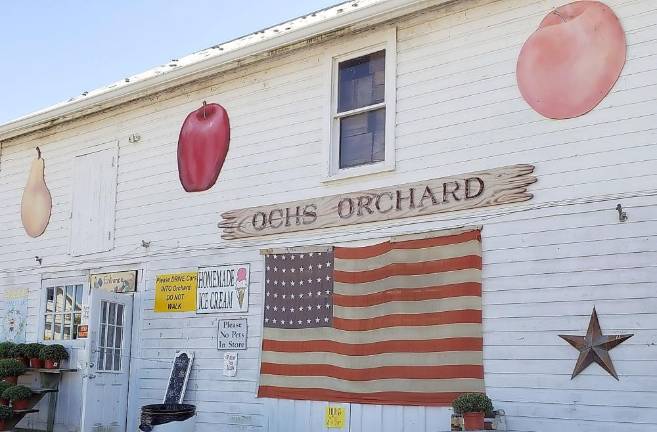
[324,28,397,181]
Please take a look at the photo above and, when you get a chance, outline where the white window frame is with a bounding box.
[38,276,89,349]
[323,26,397,182]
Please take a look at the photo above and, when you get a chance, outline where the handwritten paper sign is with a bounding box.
[90,271,137,293]
[223,352,238,377]
[197,264,250,313]
[2,287,28,342]
[325,405,347,429]
[155,272,197,312]
[220,164,536,239]
[217,319,247,350]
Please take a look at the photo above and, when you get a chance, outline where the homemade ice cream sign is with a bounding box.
[197,264,250,313]
[220,164,536,239]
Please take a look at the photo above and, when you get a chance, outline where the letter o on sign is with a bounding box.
[337,198,354,219]
[252,212,267,230]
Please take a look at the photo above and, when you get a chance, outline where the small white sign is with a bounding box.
[197,264,250,314]
[218,319,247,350]
[223,352,238,377]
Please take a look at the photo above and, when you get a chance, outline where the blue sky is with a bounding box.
[0,1,338,124]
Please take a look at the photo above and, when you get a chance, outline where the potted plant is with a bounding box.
[11,344,29,368]
[24,343,45,369]
[39,344,69,369]
[0,405,11,430]
[0,343,15,360]
[2,385,32,410]
[452,393,494,431]
[0,360,26,385]
[0,383,11,406]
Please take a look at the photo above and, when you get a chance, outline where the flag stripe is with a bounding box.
[262,337,483,355]
[259,375,485,393]
[334,240,481,272]
[263,323,482,343]
[333,297,481,320]
[260,363,484,380]
[334,256,482,284]
[334,230,481,260]
[334,269,481,294]
[333,282,481,307]
[260,350,484,368]
[258,387,469,406]
[333,309,482,331]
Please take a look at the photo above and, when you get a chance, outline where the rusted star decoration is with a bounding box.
[559,307,633,380]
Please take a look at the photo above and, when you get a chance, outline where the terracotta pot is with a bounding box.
[44,359,59,369]
[0,399,7,406]
[0,419,6,430]
[1,376,17,385]
[12,399,29,410]
[29,358,43,369]
[463,412,485,431]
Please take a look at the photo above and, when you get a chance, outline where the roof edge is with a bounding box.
[0,0,446,142]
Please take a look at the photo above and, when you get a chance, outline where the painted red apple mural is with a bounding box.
[178,102,231,192]
[517,1,626,119]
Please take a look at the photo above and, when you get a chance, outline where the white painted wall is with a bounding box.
[1,0,656,431]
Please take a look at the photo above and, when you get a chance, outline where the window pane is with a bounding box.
[63,314,72,340]
[339,108,386,168]
[46,288,55,313]
[44,314,53,340]
[116,304,124,326]
[338,50,385,112]
[55,287,64,313]
[65,286,74,312]
[101,301,108,324]
[114,349,121,371]
[105,348,113,371]
[54,314,62,340]
[108,303,116,325]
[99,323,106,348]
[98,347,105,370]
[74,286,83,311]
[115,326,123,350]
[72,313,81,340]
[107,326,115,349]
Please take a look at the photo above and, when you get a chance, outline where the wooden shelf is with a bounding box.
[25,368,77,374]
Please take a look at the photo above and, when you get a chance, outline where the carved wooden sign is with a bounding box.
[219,164,536,240]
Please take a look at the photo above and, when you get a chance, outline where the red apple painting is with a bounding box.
[517,1,626,119]
[178,102,230,192]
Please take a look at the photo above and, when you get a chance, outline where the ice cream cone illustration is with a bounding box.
[236,266,248,308]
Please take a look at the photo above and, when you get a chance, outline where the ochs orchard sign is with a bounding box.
[219,164,536,240]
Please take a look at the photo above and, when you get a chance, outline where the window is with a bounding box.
[325,28,397,180]
[97,300,125,372]
[43,284,83,341]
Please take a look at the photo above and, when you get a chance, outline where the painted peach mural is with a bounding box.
[517,1,626,119]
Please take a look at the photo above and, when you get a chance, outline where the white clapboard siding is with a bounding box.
[1,0,657,431]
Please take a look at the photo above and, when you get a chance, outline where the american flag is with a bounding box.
[258,229,484,406]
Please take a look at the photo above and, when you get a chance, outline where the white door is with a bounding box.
[81,289,133,432]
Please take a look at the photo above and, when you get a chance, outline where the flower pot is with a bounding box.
[0,399,7,406]
[29,358,43,369]
[44,360,59,370]
[1,376,17,385]
[0,419,6,430]
[463,412,485,431]
[12,399,29,410]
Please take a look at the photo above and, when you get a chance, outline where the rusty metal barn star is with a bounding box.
[559,307,633,380]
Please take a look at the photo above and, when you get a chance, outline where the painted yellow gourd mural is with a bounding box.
[21,147,52,238]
